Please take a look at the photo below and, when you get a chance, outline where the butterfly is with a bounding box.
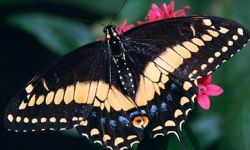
[4,16,250,150]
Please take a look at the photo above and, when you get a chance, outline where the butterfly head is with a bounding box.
[103,25,118,39]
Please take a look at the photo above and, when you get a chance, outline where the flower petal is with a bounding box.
[198,75,212,86]
[117,19,134,34]
[197,94,211,110]
[167,1,175,16]
[137,21,146,25]
[137,2,190,26]
[206,84,224,96]
[174,6,190,17]
[147,3,161,21]
[160,3,168,17]
[151,3,161,12]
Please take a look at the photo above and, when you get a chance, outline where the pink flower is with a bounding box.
[117,1,190,33]
[117,19,135,35]
[138,1,190,25]
[197,75,223,110]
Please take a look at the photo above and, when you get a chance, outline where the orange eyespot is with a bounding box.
[132,116,149,128]
[142,116,149,127]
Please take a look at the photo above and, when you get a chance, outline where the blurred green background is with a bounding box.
[0,0,250,150]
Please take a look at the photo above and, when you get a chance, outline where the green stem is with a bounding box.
[184,124,202,150]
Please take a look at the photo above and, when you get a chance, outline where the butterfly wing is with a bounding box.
[120,16,249,141]
[5,41,144,149]
[4,41,110,131]
[119,40,198,142]
[76,107,144,150]
[5,16,250,150]
[123,16,250,80]
[144,75,197,139]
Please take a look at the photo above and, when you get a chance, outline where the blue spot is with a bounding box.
[167,93,173,101]
[80,106,90,114]
[130,110,147,118]
[119,116,130,127]
[161,102,168,112]
[100,117,106,124]
[81,105,87,109]
[91,111,97,117]
[171,83,177,90]
[129,111,140,118]
[109,120,117,128]
[140,109,146,115]
[150,105,158,116]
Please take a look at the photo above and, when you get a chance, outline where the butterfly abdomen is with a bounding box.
[113,56,137,98]
[105,25,138,98]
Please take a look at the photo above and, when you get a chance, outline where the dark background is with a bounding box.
[1,0,250,150]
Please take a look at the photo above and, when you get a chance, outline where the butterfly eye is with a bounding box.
[103,27,107,33]
[111,25,116,29]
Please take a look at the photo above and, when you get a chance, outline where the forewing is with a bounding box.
[123,16,250,80]
[5,42,109,132]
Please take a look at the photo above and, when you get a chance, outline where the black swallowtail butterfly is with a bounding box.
[4,16,250,150]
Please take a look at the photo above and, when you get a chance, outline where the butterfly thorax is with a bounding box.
[105,25,124,57]
[104,25,136,98]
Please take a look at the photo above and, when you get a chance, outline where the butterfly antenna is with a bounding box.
[110,0,128,24]
[95,22,107,27]
[77,18,106,27]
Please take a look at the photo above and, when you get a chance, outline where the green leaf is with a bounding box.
[191,115,221,148]
[0,0,123,17]
[61,128,79,138]
[211,44,250,150]
[6,13,94,55]
[242,98,250,150]
[118,0,150,24]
